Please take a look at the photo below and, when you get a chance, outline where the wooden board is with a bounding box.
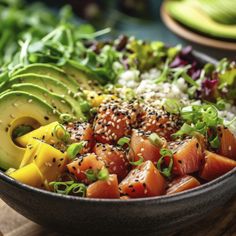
[0,197,235,236]
[161,1,236,51]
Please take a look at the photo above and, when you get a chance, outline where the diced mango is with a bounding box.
[19,138,68,184]
[20,138,41,168]
[9,163,44,187]
[34,142,68,182]
[16,122,65,147]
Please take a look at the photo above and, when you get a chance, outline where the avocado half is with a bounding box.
[0,91,59,170]
[166,1,236,40]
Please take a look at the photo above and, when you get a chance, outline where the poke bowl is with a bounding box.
[0,2,236,235]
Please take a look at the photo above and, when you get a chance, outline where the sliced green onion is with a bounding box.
[49,181,70,194]
[164,98,181,114]
[59,113,75,123]
[129,154,144,166]
[182,72,199,87]
[201,106,219,127]
[66,141,87,160]
[173,123,196,138]
[65,183,87,197]
[117,137,130,146]
[159,148,173,157]
[155,59,170,84]
[157,148,173,179]
[49,181,86,197]
[148,133,164,147]
[97,167,109,181]
[209,135,220,149]
[85,169,97,182]
[53,124,70,143]
[216,100,226,111]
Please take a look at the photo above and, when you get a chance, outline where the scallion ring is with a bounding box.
[53,124,70,143]
[97,167,109,181]
[148,133,164,147]
[129,154,144,166]
[66,141,87,160]
[117,137,130,146]
[85,169,97,182]
[157,148,173,179]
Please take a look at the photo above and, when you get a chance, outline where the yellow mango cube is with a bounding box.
[16,122,66,147]
[34,142,68,183]
[9,163,44,187]
[20,138,42,168]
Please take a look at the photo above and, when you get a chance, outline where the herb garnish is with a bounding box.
[49,180,86,197]
[157,148,173,179]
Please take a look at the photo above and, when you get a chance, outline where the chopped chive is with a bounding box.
[117,137,130,146]
[53,124,70,143]
[85,169,97,182]
[97,167,109,181]
[49,181,86,197]
[148,133,164,147]
[129,154,144,166]
[66,141,87,160]
[157,148,173,179]
[59,113,75,123]
[163,98,181,114]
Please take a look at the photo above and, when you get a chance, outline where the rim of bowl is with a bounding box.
[0,167,235,204]
[0,50,234,204]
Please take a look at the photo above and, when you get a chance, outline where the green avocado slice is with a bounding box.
[0,91,59,170]
[166,1,236,39]
[11,63,80,94]
[0,74,87,121]
[62,62,102,92]
[10,83,75,116]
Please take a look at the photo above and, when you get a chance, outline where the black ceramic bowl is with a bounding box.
[0,52,235,236]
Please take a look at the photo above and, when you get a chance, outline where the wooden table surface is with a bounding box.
[0,197,235,236]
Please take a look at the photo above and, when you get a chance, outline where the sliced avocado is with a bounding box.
[62,62,102,92]
[12,63,80,94]
[196,0,236,25]
[11,83,75,116]
[0,74,87,121]
[166,1,236,39]
[0,91,59,170]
